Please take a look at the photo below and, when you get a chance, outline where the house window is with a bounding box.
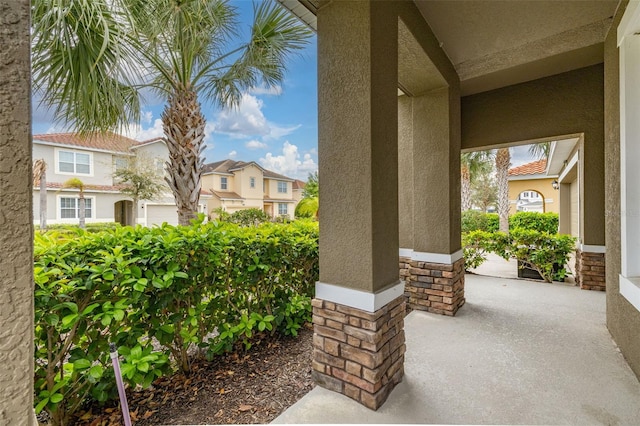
[278,203,288,215]
[60,197,92,219]
[58,150,91,175]
[114,157,128,172]
[250,177,256,188]
[278,181,287,193]
[522,191,529,198]
[221,177,228,190]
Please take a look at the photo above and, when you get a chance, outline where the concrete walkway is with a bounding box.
[273,274,640,425]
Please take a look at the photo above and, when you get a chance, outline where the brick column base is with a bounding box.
[311,296,406,410]
[401,257,465,316]
[576,250,606,291]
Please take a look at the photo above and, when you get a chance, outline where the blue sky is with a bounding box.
[32,0,319,180]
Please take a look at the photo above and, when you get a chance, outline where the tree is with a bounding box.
[461,151,492,211]
[495,148,511,233]
[62,178,86,229]
[528,141,552,161]
[302,171,318,198]
[113,156,165,225]
[471,170,498,212]
[33,159,47,230]
[32,0,312,225]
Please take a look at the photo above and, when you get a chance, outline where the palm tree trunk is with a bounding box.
[461,166,471,211]
[162,86,205,226]
[39,168,47,230]
[78,193,86,229]
[495,148,511,233]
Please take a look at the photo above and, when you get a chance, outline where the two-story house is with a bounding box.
[202,159,299,219]
[32,132,209,227]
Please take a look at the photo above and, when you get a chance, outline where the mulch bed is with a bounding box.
[72,326,315,425]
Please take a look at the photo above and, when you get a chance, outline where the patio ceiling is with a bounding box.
[277,0,619,95]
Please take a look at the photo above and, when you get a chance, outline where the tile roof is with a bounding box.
[41,181,212,197]
[33,132,139,154]
[293,179,306,190]
[508,159,547,176]
[211,190,243,200]
[203,159,295,181]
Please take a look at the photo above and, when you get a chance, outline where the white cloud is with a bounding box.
[245,139,268,150]
[214,93,301,140]
[228,150,237,159]
[134,118,164,141]
[249,85,283,96]
[259,141,318,180]
[142,110,153,125]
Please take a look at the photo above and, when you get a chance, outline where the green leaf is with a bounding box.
[62,313,79,328]
[44,314,59,326]
[130,345,142,359]
[35,398,49,414]
[130,265,142,278]
[50,393,64,404]
[89,365,103,379]
[82,303,100,316]
[174,271,188,279]
[137,361,149,373]
[113,309,125,321]
[102,271,115,281]
[73,359,91,370]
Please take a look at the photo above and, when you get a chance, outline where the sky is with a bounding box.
[31,0,541,180]
[32,0,319,181]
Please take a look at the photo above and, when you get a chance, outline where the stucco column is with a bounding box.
[314,0,405,410]
[403,88,465,316]
[0,0,35,423]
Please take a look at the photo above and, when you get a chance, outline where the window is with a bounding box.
[250,177,256,188]
[523,191,529,198]
[278,181,287,193]
[114,157,128,172]
[60,197,92,219]
[278,203,288,215]
[221,177,228,190]
[58,150,91,175]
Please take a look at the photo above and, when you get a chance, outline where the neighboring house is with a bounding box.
[201,159,300,219]
[507,159,558,215]
[293,179,306,204]
[32,132,209,227]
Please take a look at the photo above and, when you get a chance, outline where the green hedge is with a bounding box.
[462,211,558,233]
[34,217,318,424]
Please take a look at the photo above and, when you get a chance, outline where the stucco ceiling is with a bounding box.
[415,0,618,94]
[277,0,620,95]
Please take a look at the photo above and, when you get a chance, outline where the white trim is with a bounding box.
[399,248,413,257]
[130,138,165,149]
[579,244,606,254]
[618,0,640,46]
[507,174,557,181]
[315,281,405,313]
[411,249,464,264]
[558,151,579,183]
[620,275,640,312]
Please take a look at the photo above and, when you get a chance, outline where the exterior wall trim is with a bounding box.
[399,248,414,257]
[620,275,640,312]
[315,281,405,313]
[411,249,464,264]
[558,151,579,183]
[579,244,606,253]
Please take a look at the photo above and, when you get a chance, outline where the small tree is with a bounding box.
[297,172,319,219]
[114,157,165,225]
[302,171,318,198]
[62,178,86,228]
[471,169,498,212]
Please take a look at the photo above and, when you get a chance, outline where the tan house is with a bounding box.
[4,0,640,421]
[202,159,299,219]
[508,159,559,215]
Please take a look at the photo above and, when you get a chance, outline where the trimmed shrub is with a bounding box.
[461,211,499,233]
[34,217,318,424]
[509,212,559,234]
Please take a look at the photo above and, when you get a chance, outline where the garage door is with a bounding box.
[146,205,179,226]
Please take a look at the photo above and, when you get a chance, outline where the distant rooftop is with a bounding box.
[203,159,294,181]
[33,132,140,154]
[508,159,547,177]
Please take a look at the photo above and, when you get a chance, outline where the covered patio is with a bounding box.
[274,273,640,424]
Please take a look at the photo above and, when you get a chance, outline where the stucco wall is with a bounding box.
[462,65,605,246]
[604,0,640,380]
[507,178,559,215]
[0,0,35,422]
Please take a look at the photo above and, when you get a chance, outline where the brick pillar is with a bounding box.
[576,249,606,291]
[311,296,406,410]
[404,258,465,316]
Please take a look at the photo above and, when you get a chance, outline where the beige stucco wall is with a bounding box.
[0,0,35,422]
[266,178,292,199]
[398,95,413,250]
[462,65,605,246]
[604,0,640,380]
[507,178,559,215]
[237,165,263,200]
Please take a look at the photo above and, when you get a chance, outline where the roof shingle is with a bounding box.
[33,132,139,154]
[508,159,547,176]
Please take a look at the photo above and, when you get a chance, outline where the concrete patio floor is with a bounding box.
[273,274,640,425]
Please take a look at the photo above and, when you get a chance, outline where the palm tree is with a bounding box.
[495,148,511,233]
[33,159,47,230]
[461,151,492,211]
[295,196,318,219]
[528,141,552,161]
[32,0,312,225]
[62,178,86,229]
